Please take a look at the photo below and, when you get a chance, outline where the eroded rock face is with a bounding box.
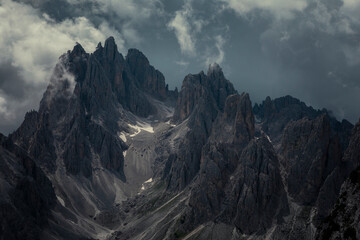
[232,93,255,147]
[229,137,288,234]
[10,37,172,178]
[210,93,255,147]
[279,114,359,227]
[164,65,236,191]
[281,114,342,205]
[254,95,353,148]
[126,48,167,100]
[173,64,236,122]
[3,37,360,240]
[175,92,288,235]
[254,96,324,143]
[342,120,360,169]
[84,37,154,117]
[11,111,57,174]
[315,120,360,224]
[316,166,360,240]
[186,93,255,224]
[0,134,56,240]
[173,72,209,122]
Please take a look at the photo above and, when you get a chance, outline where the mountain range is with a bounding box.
[0,37,359,240]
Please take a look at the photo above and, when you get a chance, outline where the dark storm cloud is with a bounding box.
[0,0,359,134]
[0,62,42,134]
[0,62,28,99]
[257,0,360,122]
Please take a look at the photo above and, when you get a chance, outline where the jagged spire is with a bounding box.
[70,42,86,57]
[104,36,118,60]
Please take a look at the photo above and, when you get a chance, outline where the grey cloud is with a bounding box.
[218,0,308,19]
[257,0,360,122]
[204,35,226,66]
[1,0,360,135]
[0,62,43,135]
[0,62,28,99]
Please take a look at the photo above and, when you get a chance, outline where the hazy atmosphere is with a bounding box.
[1,0,360,133]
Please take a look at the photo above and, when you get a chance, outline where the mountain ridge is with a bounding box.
[1,37,359,240]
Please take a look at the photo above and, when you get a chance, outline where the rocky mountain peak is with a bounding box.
[126,48,168,99]
[173,64,236,122]
[3,37,360,240]
[126,48,150,65]
[11,37,173,179]
[206,62,222,76]
[70,42,86,58]
[233,93,255,146]
[103,36,118,60]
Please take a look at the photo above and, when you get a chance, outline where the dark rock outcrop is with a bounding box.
[281,114,342,205]
[2,37,359,240]
[315,120,360,221]
[10,37,171,178]
[175,92,287,235]
[173,64,236,122]
[254,95,353,149]
[254,95,320,141]
[316,166,360,240]
[227,137,288,234]
[186,93,255,225]
[0,134,56,240]
[163,65,236,190]
[126,48,167,100]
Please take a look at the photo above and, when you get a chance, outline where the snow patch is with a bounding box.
[165,120,176,127]
[140,178,153,191]
[265,134,272,143]
[128,121,154,137]
[144,178,153,183]
[123,150,127,157]
[119,132,127,142]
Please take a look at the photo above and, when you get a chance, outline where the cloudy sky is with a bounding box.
[0,0,360,134]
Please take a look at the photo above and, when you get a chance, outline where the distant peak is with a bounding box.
[96,42,102,49]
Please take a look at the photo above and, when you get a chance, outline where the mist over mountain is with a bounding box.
[0,37,359,240]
